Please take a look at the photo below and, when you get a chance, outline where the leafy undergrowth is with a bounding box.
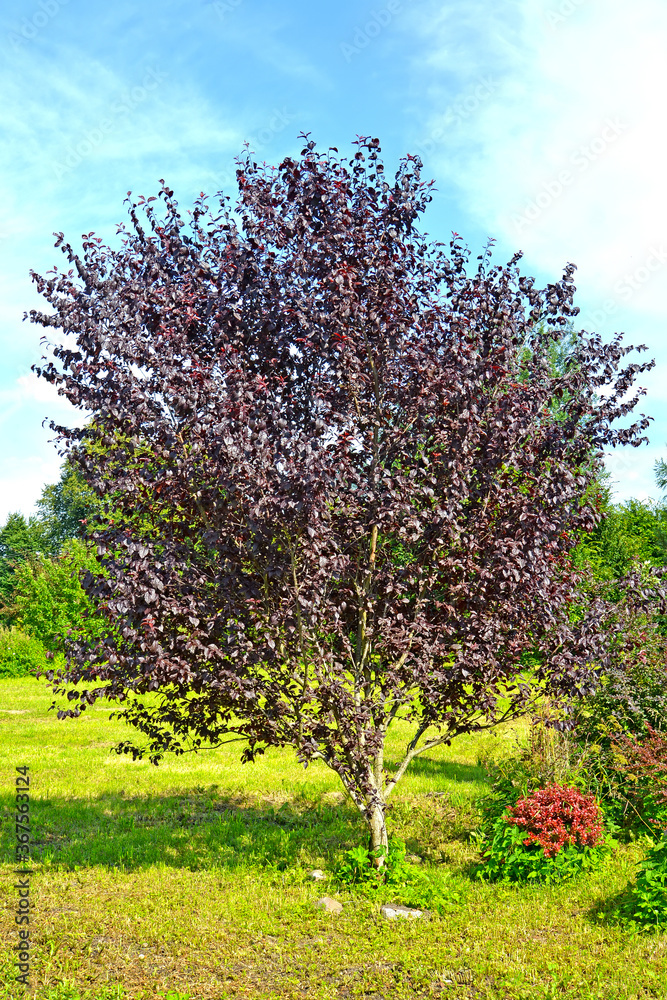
[333,837,464,913]
[476,785,617,886]
[1,678,666,1000]
[609,833,667,934]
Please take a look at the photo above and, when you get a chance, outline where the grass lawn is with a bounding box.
[0,676,665,1000]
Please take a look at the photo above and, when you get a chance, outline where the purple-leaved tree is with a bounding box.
[30,136,662,853]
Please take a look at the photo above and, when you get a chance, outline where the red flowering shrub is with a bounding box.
[506,785,605,858]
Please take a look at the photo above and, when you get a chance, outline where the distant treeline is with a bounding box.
[0,463,102,676]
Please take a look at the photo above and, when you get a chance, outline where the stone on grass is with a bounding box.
[316,896,343,914]
[309,869,326,881]
[380,903,423,920]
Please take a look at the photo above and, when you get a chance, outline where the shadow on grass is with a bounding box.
[586,885,636,931]
[0,755,489,874]
[401,756,487,785]
[0,787,364,873]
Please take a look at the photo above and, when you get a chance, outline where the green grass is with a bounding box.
[0,677,665,1000]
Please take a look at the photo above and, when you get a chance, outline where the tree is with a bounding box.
[36,460,98,553]
[29,136,663,853]
[574,496,667,581]
[0,512,49,608]
[0,462,98,625]
[8,539,106,654]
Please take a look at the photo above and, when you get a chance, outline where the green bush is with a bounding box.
[617,832,667,932]
[0,626,52,678]
[573,496,667,583]
[9,539,107,653]
[475,813,615,885]
[607,727,667,836]
[568,589,667,835]
[476,811,612,885]
[573,606,667,745]
[0,511,51,607]
[333,838,461,913]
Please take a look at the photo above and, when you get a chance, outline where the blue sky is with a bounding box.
[1,0,666,522]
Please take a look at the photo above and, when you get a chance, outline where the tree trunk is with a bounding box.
[368,800,388,865]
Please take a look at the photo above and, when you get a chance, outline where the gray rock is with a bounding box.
[309,869,326,881]
[380,903,423,920]
[316,896,343,914]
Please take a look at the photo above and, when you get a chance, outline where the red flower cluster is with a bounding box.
[506,785,604,858]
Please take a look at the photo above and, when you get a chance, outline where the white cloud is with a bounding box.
[0,454,64,523]
[407,0,667,503]
[0,371,83,523]
[14,372,62,406]
[0,371,81,420]
[604,442,665,505]
[414,0,667,317]
[0,39,252,521]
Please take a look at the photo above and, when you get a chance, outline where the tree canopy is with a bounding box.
[29,136,664,851]
[7,538,106,654]
[35,460,98,553]
[0,512,48,605]
[0,461,97,624]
